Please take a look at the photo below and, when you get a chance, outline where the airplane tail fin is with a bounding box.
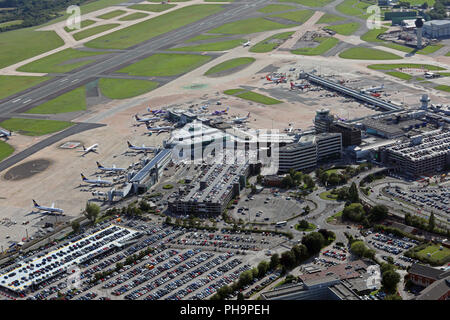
[135,114,140,121]
[96,161,102,168]
[127,141,133,148]
[266,75,271,81]
[32,199,39,207]
[225,107,229,113]
[247,112,250,118]
[290,82,294,89]
[81,173,87,181]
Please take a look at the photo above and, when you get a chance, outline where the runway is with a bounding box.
[0,0,271,117]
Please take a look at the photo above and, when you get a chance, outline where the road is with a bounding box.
[0,0,271,116]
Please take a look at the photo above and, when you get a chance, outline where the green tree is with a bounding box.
[239,270,254,287]
[303,175,315,189]
[382,270,400,294]
[165,216,172,224]
[291,244,309,264]
[298,219,309,229]
[84,202,100,223]
[348,182,360,203]
[71,220,80,233]
[342,203,365,222]
[237,292,245,300]
[270,253,280,270]
[301,232,325,254]
[280,251,296,270]
[217,285,232,299]
[257,261,269,278]
[303,205,311,215]
[369,205,388,222]
[428,212,435,232]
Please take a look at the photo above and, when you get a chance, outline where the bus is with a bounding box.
[275,221,287,227]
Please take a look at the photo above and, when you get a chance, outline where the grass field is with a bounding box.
[0,118,73,136]
[336,0,368,17]
[269,10,314,23]
[325,22,360,35]
[291,37,339,55]
[386,71,413,80]
[339,47,402,60]
[128,4,176,12]
[73,24,120,41]
[316,14,346,24]
[184,34,227,43]
[416,245,450,263]
[258,4,295,13]
[0,141,14,162]
[85,5,224,49]
[446,51,450,57]
[417,44,444,55]
[118,12,149,21]
[64,19,96,32]
[367,63,446,71]
[226,90,282,105]
[0,28,64,69]
[25,87,86,114]
[326,210,343,223]
[208,17,291,34]
[0,75,52,100]
[250,31,294,53]
[117,53,212,77]
[435,85,450,92]
[170,39,245,52]
[99,78,159,99]
[205,57,255,76]
[18,48,108,74]
[360,27,388,42]
[278,0,334,7]
[319,190,338,201]
[0,20,23,28]
[97,9,127,19]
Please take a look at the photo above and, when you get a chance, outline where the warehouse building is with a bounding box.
[423,20,450,39]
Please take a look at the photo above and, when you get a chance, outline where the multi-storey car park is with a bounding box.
[380,128,450,177]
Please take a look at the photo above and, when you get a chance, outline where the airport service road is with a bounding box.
[0,0,271,116]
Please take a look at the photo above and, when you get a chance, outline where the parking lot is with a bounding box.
[230,191,306,224]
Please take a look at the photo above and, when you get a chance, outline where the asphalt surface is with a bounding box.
[0,0,271,116]
[0,122,105,173]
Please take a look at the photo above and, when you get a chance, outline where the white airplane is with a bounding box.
[32,200,64,215]
[127,141,158,153]
[242,40,251,47]
[96,162,126,173]
[145,107,166,115]
[290,81,310,90]
[0,128,12,139]
[80,173,113,186]
[135,114,160,123]
[360,84,384,94]
[231,112,251,124]
[78,144,98,156]
[145,123,175,135]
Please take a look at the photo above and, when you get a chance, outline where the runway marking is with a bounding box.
[22,99,32,104]
[12,99,21,103]
[71,79,79,83]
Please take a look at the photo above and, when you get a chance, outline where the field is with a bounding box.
[339,47,402,60]
[319,191,338,201]
[336,0,369,17]
[118,12,149,21]
[326,210,343,223]
[291,37,339,55]
[117,53,212,77]
[208,17,291,35]
[128,4,176,12]
[25,87,86,114]
[360,27,388,43]
[316,14,346,24]
[269,10,314,23]
[278,0,334,7]
[0,141,14,162]
[0,118,73,136]
[0,20,23,28]
[325,22,360,35]
[64,20,96,32]
[185,34,227,43]
[250,31,294,53]
[204,57,255,76]
[367,63,446,71]
[73,24,120,41]
[416,245,450,264]
[85,5,224,49]
[225,89,282,105]
[386,71,413,80]
[18,49,108,74]
[295,222,316,232]
[0,27,64,69]
[97,10,127,20]
[258,4,295,13]
[435,85,450,92]
[170,39,245,52]
[417,44,444,55]
[446,51,450,57]
[99,78,159,99]
[0,76,52,100]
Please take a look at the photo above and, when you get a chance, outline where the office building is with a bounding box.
[330,122,362,146]
[314,109,334,133]
[423,20,450,39]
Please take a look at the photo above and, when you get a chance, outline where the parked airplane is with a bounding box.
[96,162,126,173]
[360,84,384,94]
[32,200,64,215]
[0,128,11,139]
[146,107,166,115]
[80,173,113,186]
[210,107,229,116]
[127,141,158,153]
[266,74,286,84]
[290,81,310,90]
[145,123,175,134]
[78,144,98,156]
[231,112,251,124]
[242,40,251,47]
[135,114,160,123]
